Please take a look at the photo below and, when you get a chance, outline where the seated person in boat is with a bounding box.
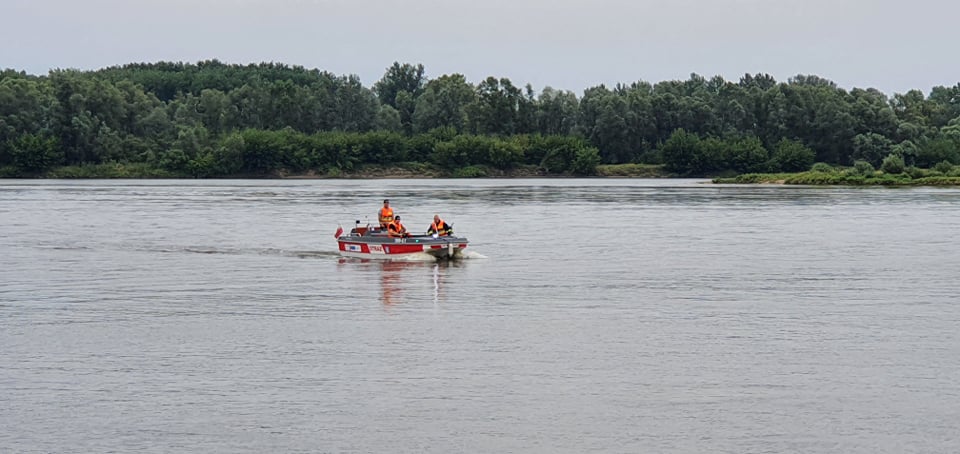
[427,214,453,236]
[378,199,394,229]
[387,215,408,238]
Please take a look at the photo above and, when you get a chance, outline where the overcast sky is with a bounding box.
[3,0,958,96]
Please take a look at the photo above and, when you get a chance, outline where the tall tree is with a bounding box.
[412,74,475,133]
[466,77,523,135]
[373,62,426,134]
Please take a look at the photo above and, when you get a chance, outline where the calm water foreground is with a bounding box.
[1,179,959,453]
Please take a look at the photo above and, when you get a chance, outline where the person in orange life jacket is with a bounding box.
[387,215,408,238]
[378,199,394,229]
[426,214,453,236]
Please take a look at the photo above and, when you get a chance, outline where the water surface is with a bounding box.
[2,179,959,453]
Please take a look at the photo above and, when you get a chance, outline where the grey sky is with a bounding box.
[3,0,958,96]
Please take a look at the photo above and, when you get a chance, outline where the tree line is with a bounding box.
[1,60,959,177]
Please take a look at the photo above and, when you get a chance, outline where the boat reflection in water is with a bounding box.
[338,258,463,306]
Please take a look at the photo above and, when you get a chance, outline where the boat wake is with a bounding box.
[388,250,487,261]
[335,250,487,263]
[38,241,483,261]
[135,245,343,259]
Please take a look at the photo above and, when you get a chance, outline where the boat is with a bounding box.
[335,221,469,260]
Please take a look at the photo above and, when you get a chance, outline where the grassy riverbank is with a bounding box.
[714,169,960,186]
[11,162,960,186]
[3,163,674,179]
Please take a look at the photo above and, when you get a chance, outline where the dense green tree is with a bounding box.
[580,87,631,163]
[891,89,933,127]
[852,132,894,167]
[466,77,524,135]
[723,136,768,173]
[7,133,62,173]
[373,62,426,109]
[375,105,403,132]
[536,87,579,136]
[880,154,905,174]
[412,74,475,133]
[770,138,816,172]
[0,77,57,163]
[328,75,379,132]
[661,129,701,173]
[373,62,426,134]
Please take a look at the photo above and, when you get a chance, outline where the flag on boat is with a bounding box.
[334,224,343,238]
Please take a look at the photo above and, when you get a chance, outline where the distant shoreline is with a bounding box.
[8,164,960,186]
[3,163,674,180]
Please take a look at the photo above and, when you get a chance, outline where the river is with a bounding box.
[2,179,959,453]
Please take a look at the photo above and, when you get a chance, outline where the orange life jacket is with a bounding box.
[378,207,394,225]
[387,220,406,237]
[429,219,451,236]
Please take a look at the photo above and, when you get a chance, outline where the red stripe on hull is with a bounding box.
[338,241,425,256]
[382,244,425,254]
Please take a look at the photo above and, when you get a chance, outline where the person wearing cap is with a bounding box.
[378,199,394,229]
[426,214,453,237]
[387,215,408,238]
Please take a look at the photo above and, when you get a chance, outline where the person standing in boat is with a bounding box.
[378,199,394,229]
[427,214,453,237]
[387,215,408,238]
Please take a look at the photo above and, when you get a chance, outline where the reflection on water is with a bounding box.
[337,258,461,307]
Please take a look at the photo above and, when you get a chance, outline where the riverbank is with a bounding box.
[713,170,960,186]
[3,163,674,179]
[10,163,960,186]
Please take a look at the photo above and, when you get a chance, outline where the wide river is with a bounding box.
[2,179,959,453]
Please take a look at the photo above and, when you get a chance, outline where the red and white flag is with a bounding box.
[334,225,343,238]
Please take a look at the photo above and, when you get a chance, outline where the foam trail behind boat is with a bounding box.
[390,252,438,262]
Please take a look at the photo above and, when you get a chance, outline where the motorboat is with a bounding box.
[335,221,469,260]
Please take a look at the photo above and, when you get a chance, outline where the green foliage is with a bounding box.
[46,162,178,178]
[432,135,488,169]
[540,144,576,173]
[716,170,960,186]
[916,137,960,167]
[661,129,701,173]
[714,173,793,184]
[595,163,668,177]
[571,146,602,175]
[375,105,403,133]
[373,62,425,109]
[810,162,836,173]
[911,176,960,185]
[4,61,960,179]
[692,137,724,174]
[467,77,529,135]
[724,135,769,173]
[7,134,62,173]
[452,165,489,178]
[784,172,847,185]
[848,160,876,176]
[413,75,475,133]
[487,141,523,170]
[771,138,815,172]
[880,154,905,174]
[523,135,588,167]
[852,133,894,167]
[933,160,954,174]
[891,140,918,166]
[905,166,927,179]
